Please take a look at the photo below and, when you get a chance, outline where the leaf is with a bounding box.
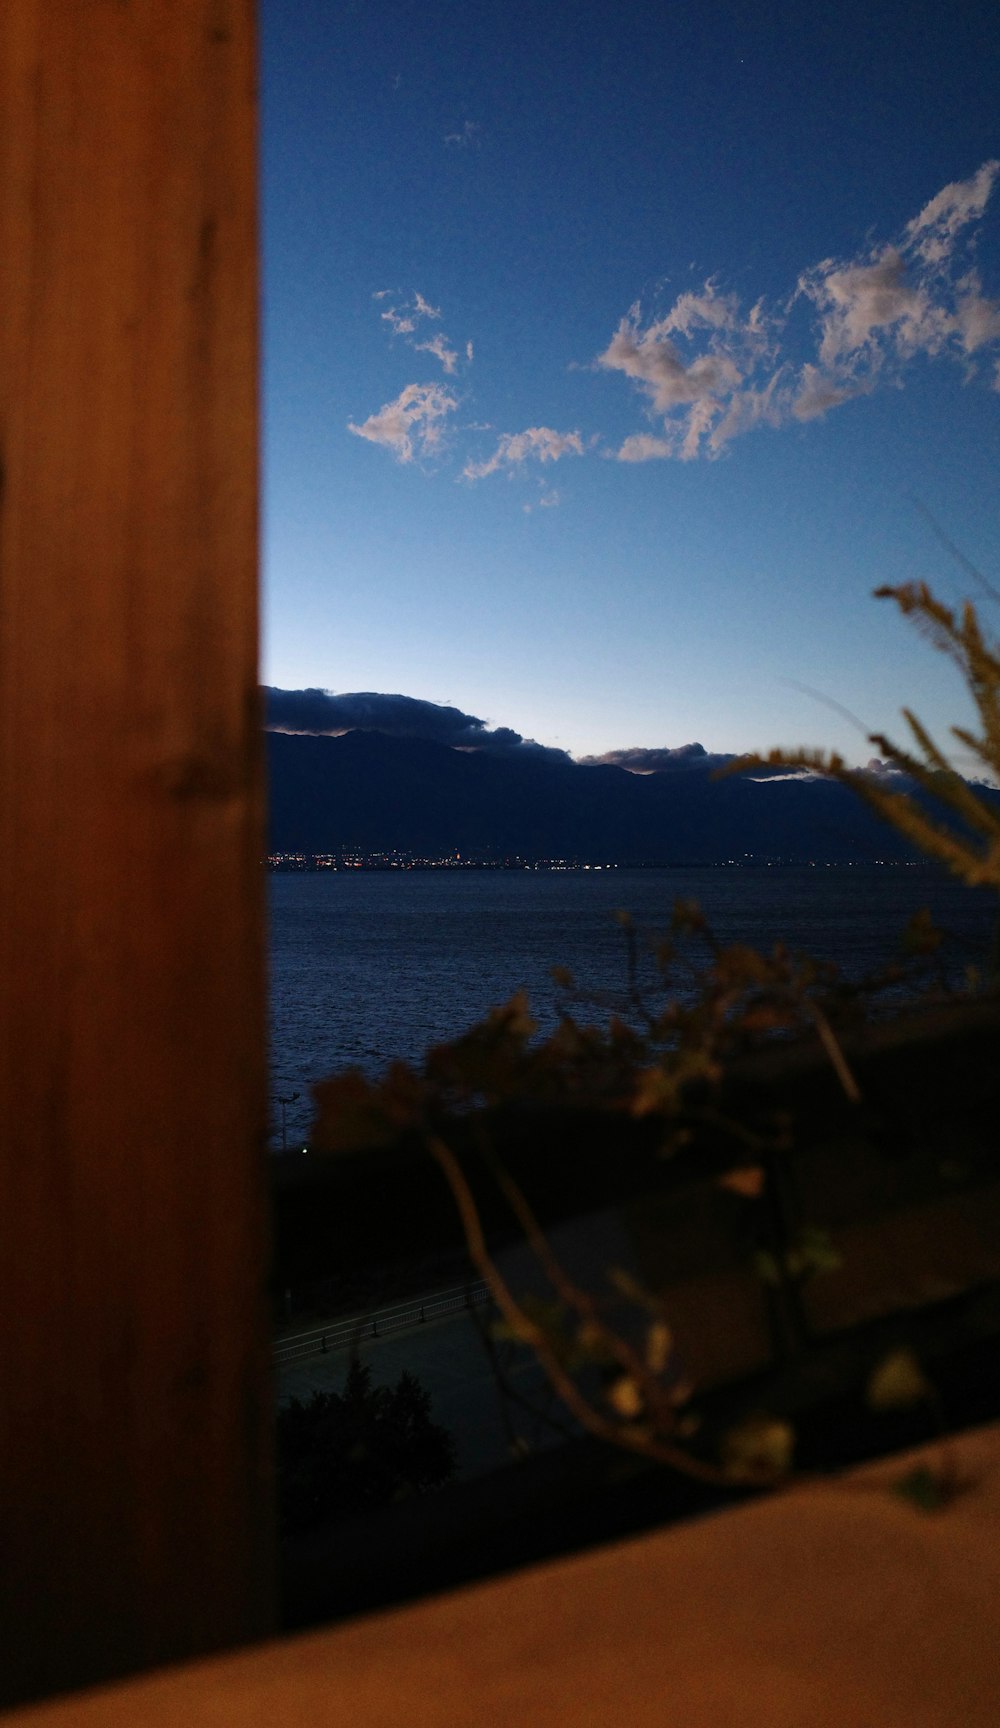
[891,1464,950,1512]
[491,990,537,1040]
[738,1002,794,1036]
[645,1320,673,1374]
[572,1320,618,1370]
[898,906,944,957]
[867,1347,933,1412]
[781,1226,843,1282]
[629,1050,720,1118]
[607,1375,644,1420]
[717,1165,766,1199]
[654,938,676,970]
[722,1414,795,1481]
[425,993,537,1099]
[713,945,774,988]
[629,1065,683,1118]
[491,1317,536,1347]
[606,1266,659,1313]
[671,898,706,935]
[310,1068,418,1153]
[796,1225,843,1279]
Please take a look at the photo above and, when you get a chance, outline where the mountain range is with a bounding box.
[265,729,953,865]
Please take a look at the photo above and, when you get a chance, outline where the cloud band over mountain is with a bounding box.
[577,743,738,773]
[264,688,777,778]
[264,687,926,795]
[263,687,571,761]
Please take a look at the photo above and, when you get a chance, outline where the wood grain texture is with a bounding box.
[0,2,273,1704]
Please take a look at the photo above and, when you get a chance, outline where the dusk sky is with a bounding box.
[260,0,999,769]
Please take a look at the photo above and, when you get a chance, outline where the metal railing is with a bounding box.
[273,1280,492,1366]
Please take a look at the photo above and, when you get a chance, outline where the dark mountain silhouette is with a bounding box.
[265,729,958,864]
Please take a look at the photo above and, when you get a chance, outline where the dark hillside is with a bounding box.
[265,730,956,864]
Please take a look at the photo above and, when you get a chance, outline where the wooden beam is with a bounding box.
[0,2,273,1704]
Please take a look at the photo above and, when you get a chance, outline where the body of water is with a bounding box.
[267,865,995,1148]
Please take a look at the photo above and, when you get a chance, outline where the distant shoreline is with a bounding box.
[266,855,936,874]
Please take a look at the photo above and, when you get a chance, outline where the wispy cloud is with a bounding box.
[414,332,460,374]
[356,165,999,482]
[381,307,416,336]
[801,250,927,368]
[600,316,741,414]
[522,486,562,514]
[413,291,442,321]
[463,426,584,480]
[348,383,458,463]
[368,290,469,376]
[598,284,781,460]
[377,290,441,338]
[905,160,999,264]
[790,363,863,423]
[444,121,481,149]
[615,433,676,464]
[602,161,1000,460]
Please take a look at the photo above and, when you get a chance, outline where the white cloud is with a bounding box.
[522,487,562,513]
[463,426,584,481]
[348,383,458,463]
[359,166,999,482]
[800,248,929,367]
[597,286,779,458]
[379,291,441,338]
[678,398,721,459]
[708,372,791,446]
[444,121,480,149]
[614,433,676,463]
[599,161,1000,459]
[905,159,999,264]
[952,275,1000,352]
[381,307,416,335]
[797,199,1000,388]
[413,291,442,321]
[655,283,746,338]
[372,291,470,378]
[791,364,862,423]
[598,303,744,415]
[414,332,460,374]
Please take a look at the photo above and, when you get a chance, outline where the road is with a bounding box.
[274,1283,575,1480]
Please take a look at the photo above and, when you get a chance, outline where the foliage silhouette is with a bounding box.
[278,1358,456,1534]
[310,581,998,1494]
[728,583,1000,893]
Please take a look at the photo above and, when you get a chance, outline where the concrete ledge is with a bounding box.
[7,1421,1000,1727]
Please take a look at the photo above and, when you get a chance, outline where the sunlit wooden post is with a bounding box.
[0,2,273,1705]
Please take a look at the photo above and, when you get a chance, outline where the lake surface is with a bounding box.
[267,865,995,1148]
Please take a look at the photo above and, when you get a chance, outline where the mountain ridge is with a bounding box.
[265,729,952,864]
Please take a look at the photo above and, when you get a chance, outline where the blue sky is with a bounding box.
[261,0,1000,768]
